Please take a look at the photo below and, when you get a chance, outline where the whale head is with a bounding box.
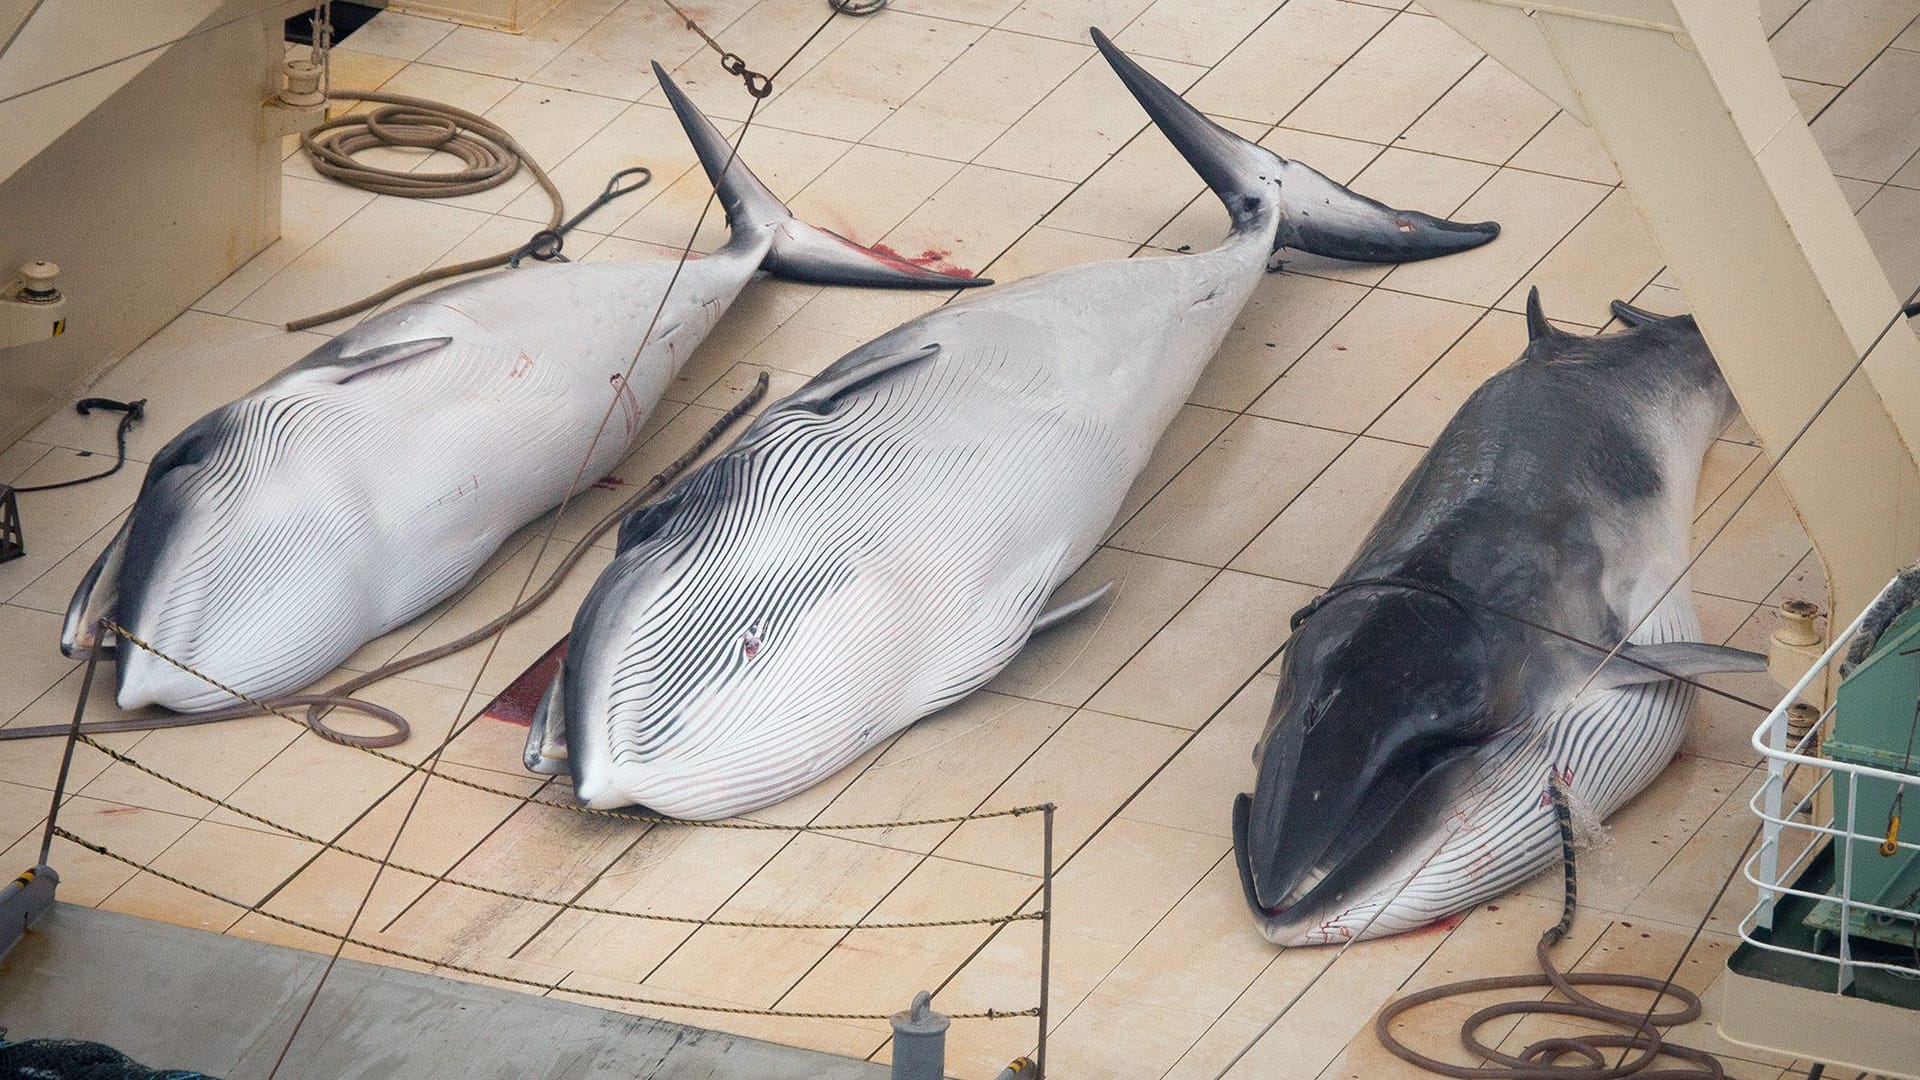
[551,464,925,820]
[1235,585,1501,945]
[106,401,374,712]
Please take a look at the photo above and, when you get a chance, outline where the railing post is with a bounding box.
[1036,803,1054,1080]
[38,636,101,867]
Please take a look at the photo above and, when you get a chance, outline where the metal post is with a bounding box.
[38,637,102,866]
[889,991,948,1080]
[1036,803,1054,1080]
[1757,699,1788,930]
[1839,777,1859,992]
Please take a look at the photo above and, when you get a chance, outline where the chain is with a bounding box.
[68,732,1039,931]
[54,828,1034,1021]
[659,0,773,97]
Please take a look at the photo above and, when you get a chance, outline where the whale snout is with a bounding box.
[113,643,236,713]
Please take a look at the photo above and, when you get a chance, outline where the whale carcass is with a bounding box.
[525,31,1502,819]
[61,68,979,713]
[1233,294,1769,946]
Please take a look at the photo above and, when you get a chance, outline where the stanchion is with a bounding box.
[7,633,101,957]
[1036,803,1054,1080]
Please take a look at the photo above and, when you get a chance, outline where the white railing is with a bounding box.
[1741,574,1920,992]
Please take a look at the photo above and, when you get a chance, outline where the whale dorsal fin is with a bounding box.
[284,336,453,387]
[1525,287,1557,343]
[1592,641,1768,689]
[783,342,941,414]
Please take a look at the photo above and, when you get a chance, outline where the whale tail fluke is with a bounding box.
[652,63,989,289]
[1088,28,1500,265]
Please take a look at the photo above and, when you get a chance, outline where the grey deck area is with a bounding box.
[0,903,891,1080]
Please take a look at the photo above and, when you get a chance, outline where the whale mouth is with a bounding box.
[1234,742,1485,934]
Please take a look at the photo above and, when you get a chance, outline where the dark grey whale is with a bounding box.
[1235,295,1767,945]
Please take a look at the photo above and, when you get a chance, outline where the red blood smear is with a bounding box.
[593,475,627,491]
[481,636,570,727]
[1411,913,1466,936]
[864,242,977,280]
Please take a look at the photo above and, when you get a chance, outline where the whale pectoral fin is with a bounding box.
[1034,580,1115,634]
[616,487,688,553]
[1593,641,1769,689]
[285,336,454,387]
[62,516,133,658]
[782,342,941,414]
[523,675,570,775]
[1609,299,1668,328]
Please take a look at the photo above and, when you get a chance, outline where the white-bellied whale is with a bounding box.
[1233,293,1768,946]
[61,68,981,713]
[525,30,1501,819]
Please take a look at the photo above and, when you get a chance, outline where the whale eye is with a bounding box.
[740,623,764,660]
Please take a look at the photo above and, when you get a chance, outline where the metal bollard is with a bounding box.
[889,991,949,1080]
[0,864,58,959]
[991,1057,1038,1080]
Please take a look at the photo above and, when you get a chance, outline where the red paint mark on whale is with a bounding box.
[864,242,978,280]
[481,636,570,728]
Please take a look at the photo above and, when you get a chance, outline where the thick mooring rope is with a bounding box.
[286,90,568,331]
[1372,782,1723,1080]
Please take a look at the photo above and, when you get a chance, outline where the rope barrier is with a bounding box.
[52,828,1035,1022]
[66,731,1039,931]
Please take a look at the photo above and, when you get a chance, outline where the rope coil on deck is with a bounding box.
[1372,779,1723,1080]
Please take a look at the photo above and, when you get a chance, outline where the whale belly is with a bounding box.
[574,339,1137,819]
[113,322,650,711]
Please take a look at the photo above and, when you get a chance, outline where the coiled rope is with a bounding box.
[1373,780,1724,1080]
[284,90,568,331]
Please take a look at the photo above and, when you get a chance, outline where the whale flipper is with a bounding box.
[781,342,942,414]
[1609,298,1669,327]
[1593,641,1769,689]
[1035,581,1115,634]
[61,516,132,658]
[654,64,989,290]
[524,674,569,774]
[284,336,453,386]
